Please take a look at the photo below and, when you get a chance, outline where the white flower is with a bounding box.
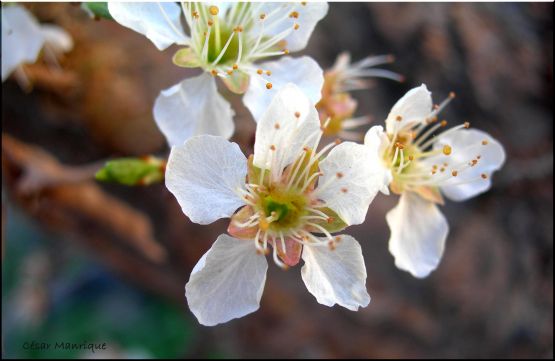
[2,5,73,82]
[108,2,327,147]
[317,52,403,141]
[364,84,506,278]
[165,84,388,326]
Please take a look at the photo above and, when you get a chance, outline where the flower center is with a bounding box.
[260,186,308,232]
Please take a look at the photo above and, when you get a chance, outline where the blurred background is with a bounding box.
[2,2,553,358]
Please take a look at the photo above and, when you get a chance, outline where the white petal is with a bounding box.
[252,83,321,172]
[301,234,370,311]
[317,141,387,225]
[165,135,247,225]
[243,56,324,122]
[364,125,393,195]
[186,234,268,326]
[386,192,449,278]
[1,5,45,81]
[259,2,328,52]
[427,128,506,202]
[40,24,73,54]
[385,84,432,134]
[108,2,188,51]
[153,73,235,147]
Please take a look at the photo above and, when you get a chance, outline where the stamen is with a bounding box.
[443,145,452,155]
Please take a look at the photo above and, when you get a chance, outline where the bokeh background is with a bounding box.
[2,2,553,358]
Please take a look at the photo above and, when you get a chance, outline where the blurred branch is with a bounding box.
[2,134,183,301]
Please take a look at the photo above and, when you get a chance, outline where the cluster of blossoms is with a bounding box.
[2,2,506,327]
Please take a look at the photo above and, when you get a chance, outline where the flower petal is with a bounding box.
[427,128,506,202]
[301,234,370,311]
[40,24,73,54]
[243,56,324,122]
[259,2,329,52]
[252,83,321,173]
[1,5,45,81]
[386,192,449,278]
[153,73,235,147]
[317,141,387,225]
[364,125,393,195]
[186,234,268,326]
[108,2,188,51]
[165,135,247,225]
[385,84,432,134]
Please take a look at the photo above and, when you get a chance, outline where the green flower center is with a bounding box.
[260,187,308,232]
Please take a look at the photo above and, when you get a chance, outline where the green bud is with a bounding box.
[95,156,165,186]
[81,2,113,20]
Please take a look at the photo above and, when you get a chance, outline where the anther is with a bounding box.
[464,122,470,128]
[227,70,233,75]
[294,111,301,118]
[334,236,342,243]
[259,13,266,20]
[440,167,445,172]
[440,120,448,127]
[233,64,238,70]
[481,173,488,179]
[471,159,478,166]
[266,70,272,76]
[328,241,336,251]
[301,1,307,5]
[274,123,280,129]
[210,69,218,76]
[336,172,344,178]
[396,115,403,121]
[266,82,273,89]
[257,69,263,75]
[477,155,481,159]
[289,11,299,18]
[452,170,458,177]
[283,49,290,55]
[482,140,489,145]
[395,142,405,149]
[270,145,276,151]
[294,23,300,30]
[408,155,414,161]
[327,217,335,224]
[341,187,348,193]
[449,91,456,98]
[334,139,342,145]
[209,5,219,16]
[192,11,199,19]
[207,19,214,26]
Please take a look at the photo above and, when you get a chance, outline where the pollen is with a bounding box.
[443,145,452,155]
[481,173,488,179]
[257,69,263,75]
[464,121,470,128]
[209,5,219,15]
[341,187,348,193]
[289,11,299,18]
[294,111,301,118]
[482,140,489,145]
[336,172,344,178]
[294,23,300,30]
[266,82,273,89]
[452,170,458,177]
[440,120,448,127]
[233,64,238,70]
